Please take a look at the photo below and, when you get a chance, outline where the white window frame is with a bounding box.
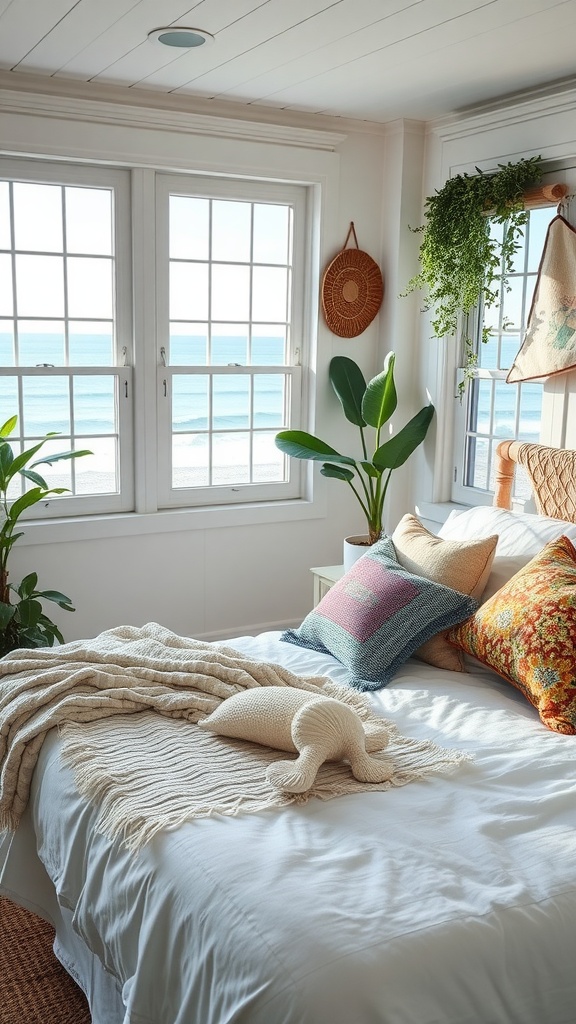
[0,159,317,522]
[0,158,134,517]
[451,178,576,508]
[154,173,308,509]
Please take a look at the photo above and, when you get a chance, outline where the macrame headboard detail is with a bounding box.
[494,440,576,523]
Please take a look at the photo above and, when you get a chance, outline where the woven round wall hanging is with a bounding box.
[321,222,384,338]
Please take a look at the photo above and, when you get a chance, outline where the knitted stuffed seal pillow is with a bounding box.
[197,686,392,794]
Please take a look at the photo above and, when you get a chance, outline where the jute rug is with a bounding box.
[0,896,90,1024]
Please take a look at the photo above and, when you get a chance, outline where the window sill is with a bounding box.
[16,496,326,547]
[414,499,471,528]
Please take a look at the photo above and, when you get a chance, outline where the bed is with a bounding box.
[1,440,576,1024]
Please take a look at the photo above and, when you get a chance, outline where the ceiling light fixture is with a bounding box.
[147,27,215,49]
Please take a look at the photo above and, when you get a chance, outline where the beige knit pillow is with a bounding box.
[391,514,498,671]
[198,686,392,793]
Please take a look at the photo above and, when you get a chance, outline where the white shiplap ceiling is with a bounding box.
[1,0,575,124]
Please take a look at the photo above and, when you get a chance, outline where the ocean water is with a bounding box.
[0,332,289,492]
[467,376,542,495]
[0,332,287,433]
[1,332,542,496]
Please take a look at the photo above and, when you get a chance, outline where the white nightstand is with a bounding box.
[310,564,344,607]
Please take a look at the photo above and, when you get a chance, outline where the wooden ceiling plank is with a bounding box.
[249,0,576,119]
[166,0,495,97]
[207,0,570,110]
[0,0,81,69]
[15,0,147,75]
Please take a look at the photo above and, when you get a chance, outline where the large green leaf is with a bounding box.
[8,486,68,522]
[362,352,398,429]
[0,416,17,438]
[0,602,16,628]
[9,441,47,478]
[36,615,65,645]
[329,356,367,427]
[0,441,14,492]
[275,430,356,466]
[31,448,92,468]
[359,461,380,478]
[16,572,38,598]
[15,597,43,629]
[35,588,75,610]
[320,464,355,482]
[372,404,435,470]
[0,532,24,554]
[20,468,49,488]
[7,487,46,521]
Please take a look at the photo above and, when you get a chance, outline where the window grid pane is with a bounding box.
[167,196,292,368]
[168,369,291,490]
[4,370,121,499]
[1,180,116,369]
[461,207,552,500]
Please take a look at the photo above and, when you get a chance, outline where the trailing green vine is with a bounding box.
[404,155,543,394]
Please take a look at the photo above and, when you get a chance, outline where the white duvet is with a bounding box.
[2,631,576,1024]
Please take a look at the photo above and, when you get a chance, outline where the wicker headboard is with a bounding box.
[494,440,576,522]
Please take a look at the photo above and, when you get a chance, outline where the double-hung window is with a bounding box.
[0,160,133,516]
[155,175,303,508]
[452,204,557,505]
[0,161,309,518]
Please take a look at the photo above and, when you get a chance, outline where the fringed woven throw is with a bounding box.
[0,622,468,850]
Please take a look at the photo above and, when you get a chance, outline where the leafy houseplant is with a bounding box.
[403,156,543,391]
[0,415,91,657]
[275,353,434,547]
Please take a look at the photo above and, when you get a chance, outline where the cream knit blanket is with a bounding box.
[0,622,468,850]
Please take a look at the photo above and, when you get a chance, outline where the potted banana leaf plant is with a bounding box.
[275,353,434,563]
[0,415,91,656]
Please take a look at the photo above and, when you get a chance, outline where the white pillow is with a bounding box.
[439,505,576,600]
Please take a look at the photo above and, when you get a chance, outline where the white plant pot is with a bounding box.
[343,535,372,572]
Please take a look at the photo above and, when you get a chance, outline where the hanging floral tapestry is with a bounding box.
[507,214,576,383]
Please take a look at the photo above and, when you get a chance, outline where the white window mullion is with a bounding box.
[208,372,214,487]
[156,370,172,502]
[249,372,254,482]
[8,182,18,367]
[134,166,160,515]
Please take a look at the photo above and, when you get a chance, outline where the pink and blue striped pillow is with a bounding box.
[281,537,477,689]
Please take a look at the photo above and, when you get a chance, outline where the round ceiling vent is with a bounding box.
[147,27,215,48]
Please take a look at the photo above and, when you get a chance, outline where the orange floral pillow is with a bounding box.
[447,535,576,734]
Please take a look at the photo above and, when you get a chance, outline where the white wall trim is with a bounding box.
[14,495,328,548]
[432,81,576,143]
[0,83,346,153]
[199,619,300,642]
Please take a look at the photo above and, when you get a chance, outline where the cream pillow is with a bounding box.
[391,514,498,671]
[198,686,392,793]
[439,505,576,600]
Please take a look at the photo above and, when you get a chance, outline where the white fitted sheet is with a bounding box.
[2,632,576,1024]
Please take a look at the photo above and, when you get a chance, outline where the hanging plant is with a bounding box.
[403,155,543,393]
